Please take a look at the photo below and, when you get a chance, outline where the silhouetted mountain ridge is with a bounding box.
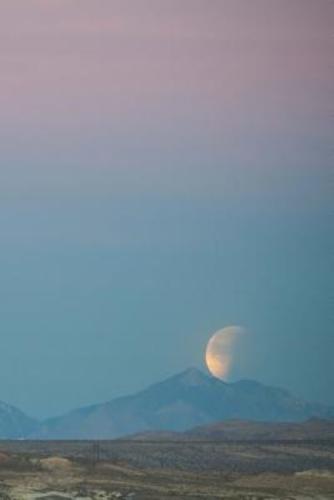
[33,368,334,440]
[0,400,37,439]
[129,417,334,442]
[184,417,334,441]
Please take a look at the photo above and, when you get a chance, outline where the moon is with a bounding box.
[205,326,244,380]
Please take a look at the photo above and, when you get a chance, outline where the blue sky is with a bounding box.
[0,0,332,418]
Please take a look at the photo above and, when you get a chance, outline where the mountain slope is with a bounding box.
[185,417,334,441]
[0,401,37,439]
[130,418,334,442]
[33,368,334,439]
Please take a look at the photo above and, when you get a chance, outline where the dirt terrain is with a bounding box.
[0,440,333,499]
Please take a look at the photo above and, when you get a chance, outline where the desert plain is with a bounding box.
[0,438,333,500]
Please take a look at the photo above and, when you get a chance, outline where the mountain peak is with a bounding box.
[173,367,212,386]
[0,400,38,439]
[30,369,334,440]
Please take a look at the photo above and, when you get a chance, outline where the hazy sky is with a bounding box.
[0,0,332,418]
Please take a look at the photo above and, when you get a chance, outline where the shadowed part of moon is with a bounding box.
[205,326,244,380]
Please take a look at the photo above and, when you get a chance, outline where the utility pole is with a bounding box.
[92,441,100,465]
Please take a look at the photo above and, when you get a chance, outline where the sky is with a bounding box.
[0,0,333,419]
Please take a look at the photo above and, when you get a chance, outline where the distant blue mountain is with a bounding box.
[0,400,37,439]
[32,368,334,440]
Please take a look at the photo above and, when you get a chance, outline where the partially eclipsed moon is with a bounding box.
[205,326,244,380]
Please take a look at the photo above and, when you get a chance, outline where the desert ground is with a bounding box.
[0,439,333,499]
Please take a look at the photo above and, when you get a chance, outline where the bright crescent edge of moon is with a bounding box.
[205,326,244,380]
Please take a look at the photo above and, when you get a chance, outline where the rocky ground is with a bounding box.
[0,440,333,499]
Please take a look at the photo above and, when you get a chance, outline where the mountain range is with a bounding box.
[0,401,37,439]
[185,417,334,441]
[129,417,334,442]
[1,368,333,439]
